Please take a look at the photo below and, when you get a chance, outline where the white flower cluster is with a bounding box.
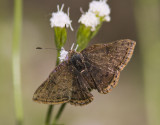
[51,1,111,62]
[59,47,68,62]
[79,12,100,31]
[50,4,73,31]
[79,0,111,31]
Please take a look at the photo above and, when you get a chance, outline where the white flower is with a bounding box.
[79,11,100,31]
[105,15,111,22]
[89,0,111,22]
[58,43,78,62]
[50,4,73,31]
[59,47,68,62]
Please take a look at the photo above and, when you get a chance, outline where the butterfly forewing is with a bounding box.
[81,39,136,94]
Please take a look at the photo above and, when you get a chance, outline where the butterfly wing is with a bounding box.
[69,66,93,106]
[33,60,93,105]
[33,61,73,104]
[33,39,135,105]
[81,39,136,94]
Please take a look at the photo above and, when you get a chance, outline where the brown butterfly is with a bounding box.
[33,39,136,106]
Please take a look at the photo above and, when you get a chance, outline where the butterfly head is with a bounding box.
[67,50,79,60]
[59,49,78,63]
[59,43,79,62]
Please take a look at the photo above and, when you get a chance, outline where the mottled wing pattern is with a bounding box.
[69,66,93,106]
[33,61,93,105]
[81,39,136,94]
[33,61,73,104]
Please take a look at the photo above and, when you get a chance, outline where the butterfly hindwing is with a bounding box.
[81,39,136,94]
[33,61,73,104]
[67,53,94,105]
[69,68,93,106]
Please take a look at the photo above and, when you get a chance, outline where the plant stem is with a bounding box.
[12,0,23,125]
[45,105,54,125]
[52,103,67,125]
[134,0,160,125]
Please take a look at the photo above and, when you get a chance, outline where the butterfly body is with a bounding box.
[33,39,136,106]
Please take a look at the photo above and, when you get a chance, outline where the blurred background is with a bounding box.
[0,0,160,125]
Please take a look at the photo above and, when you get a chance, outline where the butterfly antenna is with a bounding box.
[74,44,79,51]
[36,47,43,49]
[70,43,75,50]
[80,7,84,14]
[36,47,61,51]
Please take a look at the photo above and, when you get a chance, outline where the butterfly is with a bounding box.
[33,39,136,106]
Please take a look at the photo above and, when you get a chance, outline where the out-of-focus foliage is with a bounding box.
[135,0,160,125]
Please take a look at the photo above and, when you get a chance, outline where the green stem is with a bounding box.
[134,0,160,125]
[52,103,67,125]
[45,105,53,125]
[12,0,23,125]
[56,50,60,66]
